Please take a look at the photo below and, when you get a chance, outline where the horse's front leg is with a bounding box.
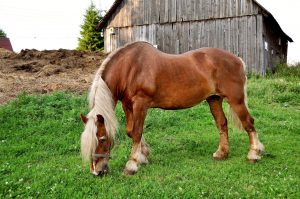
[122,100,150,175]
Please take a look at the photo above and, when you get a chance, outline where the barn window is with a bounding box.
[278,38,282,46]
[109,28,116,35]
[264,41,268,51]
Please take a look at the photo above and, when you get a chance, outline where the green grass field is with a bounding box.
[1,65,299,198]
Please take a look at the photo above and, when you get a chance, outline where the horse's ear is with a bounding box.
[80,113,88,124]
[96,114,104,124]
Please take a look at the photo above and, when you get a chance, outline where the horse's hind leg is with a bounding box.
[122,99,150,175]
[207,95,229,160]
[229,100,264,162]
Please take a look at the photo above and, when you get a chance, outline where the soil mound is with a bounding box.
[0,49,107,104]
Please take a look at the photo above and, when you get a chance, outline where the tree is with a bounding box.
[0,29,7,37]
[77,2,103,51]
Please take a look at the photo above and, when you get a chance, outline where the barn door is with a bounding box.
[110,34,116,52]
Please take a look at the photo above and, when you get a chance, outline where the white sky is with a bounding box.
[0,0,299,63]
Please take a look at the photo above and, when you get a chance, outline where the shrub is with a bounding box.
[268,63,300,78]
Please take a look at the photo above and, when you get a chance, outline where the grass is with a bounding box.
[0,65,299,198]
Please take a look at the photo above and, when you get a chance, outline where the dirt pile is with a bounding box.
[0,48,107,104]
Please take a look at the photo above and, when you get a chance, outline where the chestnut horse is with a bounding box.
[80,41,264,176]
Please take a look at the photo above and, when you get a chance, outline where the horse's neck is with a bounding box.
[102,43,142,101]
[101,59,123,102]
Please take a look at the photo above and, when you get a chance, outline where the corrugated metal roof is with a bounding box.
[97,0,293,42]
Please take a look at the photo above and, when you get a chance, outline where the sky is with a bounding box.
[0,0,299,63]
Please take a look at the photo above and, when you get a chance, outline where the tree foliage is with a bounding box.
[77,3,103,51]
[0,29,7,37]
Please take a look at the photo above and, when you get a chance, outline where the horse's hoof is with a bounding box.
[213,151,228,160]
[124,160,138,176]
[248,158,259,163]
[213,155,227,161]
[124,169,137,176]
[247,150,261,163]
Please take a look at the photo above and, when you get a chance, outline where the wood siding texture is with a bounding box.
[107,0,260,28]
[103,0,287,74]
[105,16,264,73]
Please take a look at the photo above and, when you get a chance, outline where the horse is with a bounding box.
[80,41,264,176]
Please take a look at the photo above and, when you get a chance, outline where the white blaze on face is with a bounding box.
[92,162,99,176]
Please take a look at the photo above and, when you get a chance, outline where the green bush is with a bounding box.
[268,63,300,78]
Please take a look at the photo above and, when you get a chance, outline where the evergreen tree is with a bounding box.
[77,3,103,51]
[0,29,7,37]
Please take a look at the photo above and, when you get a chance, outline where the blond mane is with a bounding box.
[80,48,120,161]
[80,41,154,161]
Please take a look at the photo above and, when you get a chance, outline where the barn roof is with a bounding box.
[96,0,293,42]
[0,38,13,51]
[96,0,123,30]
[253,1,293,42]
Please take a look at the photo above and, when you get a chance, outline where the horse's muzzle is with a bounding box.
[92,163,109,176]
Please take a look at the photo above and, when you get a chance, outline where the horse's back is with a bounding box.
[194,48,246,100]
[114,42,246,109]
[127,44,217,109]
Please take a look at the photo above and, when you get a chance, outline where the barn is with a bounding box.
[0,37,13,52]
[97,0,293,74]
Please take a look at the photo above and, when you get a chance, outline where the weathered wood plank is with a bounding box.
[212,0,217,19]
[176,0,181,21]
[231,17,238,55]
[159,0,165,23]
[165,24,173,52]
[172,24,179,54]
[123,0,128,26]
[143,0,148,25]
[194,0,199,20]
[186,0,194,21]
[168,0,176,22]
[150,0,159,24]
[182,22,190,52]
[182,0,187,21]
[163,0,169,22]
[256,14,264,74]
[189,22,195,50]
[156,24,163,49]
[136,0,143,25]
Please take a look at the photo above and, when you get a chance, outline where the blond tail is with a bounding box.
[228,58,248,131]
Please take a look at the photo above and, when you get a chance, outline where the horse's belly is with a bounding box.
[153,83,214,110]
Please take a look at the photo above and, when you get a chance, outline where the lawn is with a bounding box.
[0,66,299,198]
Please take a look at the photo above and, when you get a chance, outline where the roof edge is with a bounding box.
[253,0,293,42]
[96,0,123,31]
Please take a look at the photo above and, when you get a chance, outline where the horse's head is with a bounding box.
[80,113,112,176]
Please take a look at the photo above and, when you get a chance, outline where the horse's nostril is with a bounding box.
[102,164,109,173]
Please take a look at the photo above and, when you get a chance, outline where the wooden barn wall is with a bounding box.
[107,0,260,28]
[105,15,264,74]
[262,16,288,72]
